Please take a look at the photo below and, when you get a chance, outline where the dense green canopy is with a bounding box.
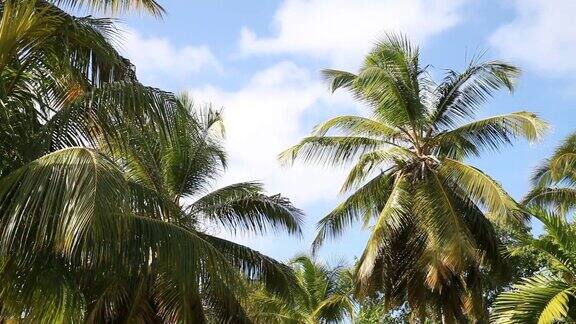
[0,1,303,322]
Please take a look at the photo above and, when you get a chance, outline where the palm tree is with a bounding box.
[0,1,303,322]
[247,254,355,324]
[0,93,304,322]
[280,35,548,321]
[492,208,576,323]
[524,132,576,214]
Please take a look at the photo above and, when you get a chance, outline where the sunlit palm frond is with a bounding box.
[278,136,388,167]
[431,61,519,129]
[312,172,393,254]
[492,275,574,323]
[53,0,165,16]
[321,69,357,93]
[312,115,402,140]
[190,182,303,236]
[439,158,522,224]
[0,147,128,260]
[433,112,548,157]
[340,147,413,193]
[357,174,409,284]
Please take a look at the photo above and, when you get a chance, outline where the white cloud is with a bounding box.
[489,0,576,75]
[189,61,350,208]
[118,27,221,84]
[189,61,360,258]
[239,0,469,67]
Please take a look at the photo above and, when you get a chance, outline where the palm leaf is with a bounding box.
[278,136,387,167]
[439,158,522,224]
[189,182,303,236]
[430,61,519,129]
[492,274,574,323]
[312,172,393,253]
[357,173,408,284]
[433,112,548,156]
[53,0,165,16]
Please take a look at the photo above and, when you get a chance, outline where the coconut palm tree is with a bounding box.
[492,208,576,323]
[247,254,355,324]
[280,35,548,321]
[0,1,303,322]
[524,132,576,215]
[0,92,304,322]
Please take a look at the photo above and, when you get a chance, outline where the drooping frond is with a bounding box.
[439,158,522,225]
[357,174,408,284]
[312,172,393,254]
[201,234,299,300]
[189,182,303,236]
[523,187,576,213]
[0,147,128,260]
[52,0,165,16]
[413,171,477,272]
[321,69,357,93]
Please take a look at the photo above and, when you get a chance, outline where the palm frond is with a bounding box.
[432,112,548,156]
[53,0,165,16]
[0,147,128,260]
[340,147,413,192]
[439,158,522,225]
[431,61,520,129]
[278,136,387,167]
[201,234,299,301]
[190,182,303,236]
[312,172,393,254]
[523,187,576,213]
[321,69,357,93]
[357,174,408,284]
[312,115,402,140]
[492,274,574,323]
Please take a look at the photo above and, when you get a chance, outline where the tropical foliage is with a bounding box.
[281,34,548,321]
[524,132,576,215]
[491,132,576,323]
[2,0,575,323]
[247,255,355,324]
[0,0,303,322]
[492,208,576,323]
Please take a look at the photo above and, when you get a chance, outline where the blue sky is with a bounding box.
[116,0,576,263]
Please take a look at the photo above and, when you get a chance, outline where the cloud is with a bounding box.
[239,0,469,67]
[118,27,222,84]
[189,61,351,208]
[489,0,576,75]
[189,61,360,258]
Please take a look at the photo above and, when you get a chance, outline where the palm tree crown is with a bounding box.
[281,35,548,321]
[247,254,355,324]
[524,132,576,215]
[493,208,576,323]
